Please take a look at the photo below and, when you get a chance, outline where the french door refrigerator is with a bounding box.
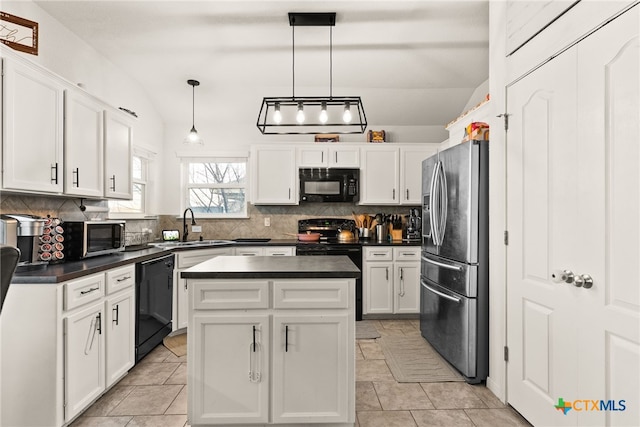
[420,139,489,384]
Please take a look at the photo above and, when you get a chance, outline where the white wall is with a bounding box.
[1,1,165,213]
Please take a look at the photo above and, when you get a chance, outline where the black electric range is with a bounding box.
[296,219,363,320]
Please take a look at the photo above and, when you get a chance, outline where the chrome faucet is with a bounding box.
[182,208,196,242]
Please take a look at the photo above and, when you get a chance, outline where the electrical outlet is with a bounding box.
[264,217,271,227]
[192,225,202,232]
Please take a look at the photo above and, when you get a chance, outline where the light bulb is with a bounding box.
[188,130,199,142]
[343,102,352,124]
[319,102,328,124]
[273,103,282,124]
[296,103,305,124]
[184,125,203,144]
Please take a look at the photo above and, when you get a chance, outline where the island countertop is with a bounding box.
[181,255,361,280]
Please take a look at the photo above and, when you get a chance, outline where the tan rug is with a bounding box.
[163,332,187,357]
[356,321,381,339]
[378,335,464,383]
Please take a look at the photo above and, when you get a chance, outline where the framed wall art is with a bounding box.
[0,11,38,55]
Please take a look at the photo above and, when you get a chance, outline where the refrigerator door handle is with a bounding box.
[421,255,463,271]
[438,161,448,244]
[421,280,461,303]
[428,163,439,245]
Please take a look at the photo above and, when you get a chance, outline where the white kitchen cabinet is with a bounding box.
[191,314,270,424]
[272,314,350,424]
[64,299,105,422]
[104,266,135,388]
[400,146,438,204]
[297,145,360,167]
[188,277,355,426]
[251,146,297,205]
[2,56,64,194]
[174,247,234,330]
[64,87,104,198]
[364,246,421,315]
[359,146,400,205]
[0,264,136,427]
[235,246,296,257]
[104,109,133,199]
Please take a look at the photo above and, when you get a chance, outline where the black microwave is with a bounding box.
[63,220,126,260]
[299,168,359,203]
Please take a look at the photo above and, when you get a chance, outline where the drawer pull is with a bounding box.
[80,287,99,295]
[421,281,461,303]
[401,252,416,257]
[116,275,131,282]
[421,256,462,271]
[373,253,387,256]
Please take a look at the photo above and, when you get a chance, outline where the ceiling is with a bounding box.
[34,1,489,137]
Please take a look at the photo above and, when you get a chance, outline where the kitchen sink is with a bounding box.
[152,239,234,249]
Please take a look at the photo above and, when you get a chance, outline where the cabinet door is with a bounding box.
[394,263,420,313]
[329,147,360,167]
[364,263,394,314]
[251,146,297,204]
[105,289,135,388]
[190,314,269,425]
[297,146,328,167]
[235,247,264,256]
[2,58,64,193]
[272,314,349,424]
[176,276,189,330]
[64,301,105,422]
[400,146,437,204]
[360,147,399,204]
[64,88,104,197]
[104,110,133,199]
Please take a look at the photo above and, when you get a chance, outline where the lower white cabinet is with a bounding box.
[174,247,234,330]
[188,278,355,426]
[364,246,421,315]
[0,264,135,426]
[235,246,296,257]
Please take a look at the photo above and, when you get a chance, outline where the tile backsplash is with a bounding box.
[1,194,416,243]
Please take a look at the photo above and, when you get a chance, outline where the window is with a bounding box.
[109,155,147,215]
[183,157,248,218]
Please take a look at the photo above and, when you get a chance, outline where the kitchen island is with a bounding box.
[182,255,360,427]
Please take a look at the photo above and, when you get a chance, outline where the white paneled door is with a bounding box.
[506,7,639,427]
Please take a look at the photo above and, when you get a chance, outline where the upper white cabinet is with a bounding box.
[400,146,438,204]
[64,88,104,198]
[104,109,133,200]
[251,146,297,205]
[359,146,400,205]
[2,57,64,194]
[297,145,360,168]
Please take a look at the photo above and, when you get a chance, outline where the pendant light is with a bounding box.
[184,79,203,145]
[256,12,367,135]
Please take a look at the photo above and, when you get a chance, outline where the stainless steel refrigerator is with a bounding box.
[420,139,489,384]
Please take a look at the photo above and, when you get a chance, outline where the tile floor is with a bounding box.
[70,319,532,427]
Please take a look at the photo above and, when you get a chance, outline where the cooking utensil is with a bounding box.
[285,232,321,242]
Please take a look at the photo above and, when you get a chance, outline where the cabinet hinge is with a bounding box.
[504,230,509,245]
[497,113,510,131]
[504,346,509,362]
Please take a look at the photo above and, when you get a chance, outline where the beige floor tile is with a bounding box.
[109,385,183,416]
[82,385,136,417]
[379,319,415,330]
[356,342,365,360]
[165,363,187,385]
[357,410,417,427]
[377,327,408,337]
[165,385,188,415]
[356,359,395,381]
[359,340,385,359]
[139,345,173,363]
[126,414,188,427]
[164,352,188,363]
[356,381,382,411]
[471,385,506,408]
[118,362,180,386]
[421,382,487,409]
[374,382,434,410]
[69,416,132,427]
[411,409,474,426]
[464,408,532,426]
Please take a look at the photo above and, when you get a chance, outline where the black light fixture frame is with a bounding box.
[256,12,367,135]
[185,79,203,144]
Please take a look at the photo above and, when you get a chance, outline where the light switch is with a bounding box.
[264,218,271,227]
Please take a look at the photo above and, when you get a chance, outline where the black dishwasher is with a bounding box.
[135,253,174,362]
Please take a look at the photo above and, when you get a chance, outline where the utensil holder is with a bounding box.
[390,229,403,241]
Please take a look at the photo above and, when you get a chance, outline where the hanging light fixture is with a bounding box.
[184,79,203,145]
[256,12,367,135]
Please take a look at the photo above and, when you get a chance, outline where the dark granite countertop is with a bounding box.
[182,255,361,280]
[12,238,416,284]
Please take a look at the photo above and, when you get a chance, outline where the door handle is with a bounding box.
[575,274,593,289]
[285,325,289,352]
[551,269,575,284]
[113,304,119,325]
[421,256,462,271]
[421,281,461,303]
[73,167,79,187]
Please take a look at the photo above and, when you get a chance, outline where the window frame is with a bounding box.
[180,153,250,219]
[109,146,155,219]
